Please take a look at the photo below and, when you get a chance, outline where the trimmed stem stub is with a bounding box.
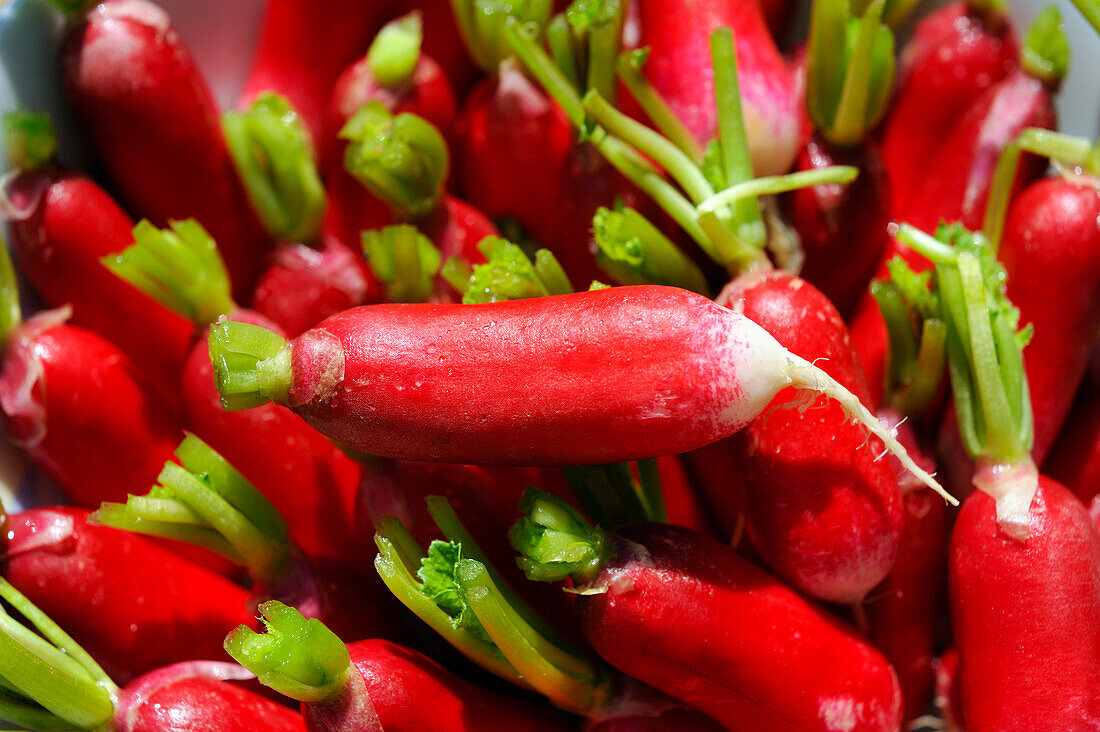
[361,224,441,303]
[209,319,292,411]
[1021,6,1070,87]
[224,601,352,704]
[510,488,610,584]
[223,92,326,243]
[103,219,234,327]
[367,11,424,88]
[458,237,573,303]
[341,101,448,219]
[592,206,710,295]
[450,0,553,73]
[2,111,57,171]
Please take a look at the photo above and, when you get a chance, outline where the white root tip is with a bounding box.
[973,457,1039,542]
[785,355,959,507]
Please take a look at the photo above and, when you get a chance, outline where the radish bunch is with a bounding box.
[0,0,1096,729]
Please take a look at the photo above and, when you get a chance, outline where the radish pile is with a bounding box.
[0,0,1097,729]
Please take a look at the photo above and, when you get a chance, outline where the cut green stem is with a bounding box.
[458,237,573,303]
[223,92,326,242]
[2,111,57,172]
[697,166,860,214]
[830,0,894,146]
[92,433,292,583]
[367,12,423,88]
[616,49,704,163]
[0,232,23,346]
[1068,0,1100,34]
[362,225,442,303]
[510,488,610,584]
[1021,6,1070,87]
[592,206,710,295]
[208,320,292,411]
[102,219,235,327]
[450,0,553,73]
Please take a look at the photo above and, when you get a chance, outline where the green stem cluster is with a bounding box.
[2,111,57,171]
[450,0,552,73]
[362,225,442,303]
[0,231,23,346]
[562,460,668,528]
[509,488,609,585]
[223,92,326,242]
[592,205,710,294]
[102,218,234,327]
[1020,6,1070,87]
[547,0,625,103]
[444,236,573,303]
[92,433,292,583]
[0,579,117,731]
[367,12,423,88]
[208,320,292,411]
[373,496,610,715]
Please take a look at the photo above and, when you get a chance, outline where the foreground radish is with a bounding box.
[636,0,800,176]
[0,228,179,508]
[2,112,193,392]
[105,219,363,563]
[0,578,304,731]
[93,434,405,644]
[60,0,271,298]
[226,601,574,731]
[896,224,1100,729]
[209,285,946,501]
[1,507,254,685]
[511,490,903,731]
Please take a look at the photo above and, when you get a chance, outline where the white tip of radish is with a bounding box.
[973,457,1039,542]
[783,354,959,507]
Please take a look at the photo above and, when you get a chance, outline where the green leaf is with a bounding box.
[418,541,493,644]
[2,111,56,171]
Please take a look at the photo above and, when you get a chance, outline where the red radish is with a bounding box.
[0,231,179,509]
[587,709,728,731]
[0,578,304,731]
[1045,372,1100,503]
[785,0,895,317]
[636,0,800,176]
[879,0,1019,211]
[226,601,574,731]
[105,218,364,564]
[60,0,271,299]
[932,650,966,732]
[715,270,905,603]
[894,223,1100,729]
[1,507,254,684]
[238,0,384,147]
[511,492,904,731]
[93,433,405,644]
[1,113,193,394]
[208,285,947,502]
[451,0,573,247]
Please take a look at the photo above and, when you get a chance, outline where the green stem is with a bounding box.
[506,20,585,127]
[341,102,448,220]
[1021,6,1070,87]
[546,14,582,94]
[893,224,960,265]
[981,142,1021,253]
[709,28,755,189]
[102,219,235,327]
[616,50,704,163]
[1016,127,1094,164]
[0,579,116,731]
[92,433,292,583]
[881,0,925,29]
[2,111,57,172]
[0,232,23,346]
[582,90,713,205]
[450,0,552,73]
[223,93,326,242]
[459,237,572,303]
[510,488,610,584]
[441,258,474,295]
[454,559,610,715]
[367,12,423,88]
[892,319,948,419]
[361,225,442,303]
[697,166,860,214]
[208,320,292,411]
[574,0,624,103]
[1068,0,1100,34]
[830,0,893,146]
[806,0,849,145]
[592,206,710,295]
[224,601,352,704]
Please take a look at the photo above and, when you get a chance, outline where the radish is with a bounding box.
[451,0,574,248]
[104,218,364,564]
[1,507,254,684]
[59,0,271,299]
[785,0,895,316]
[896,223,1100,728]
[92,433,405,643]
[0,229,179,508]
[207,284,947,502]
[0,578,304,731]
[635,0,800,177]
[226,601,575,731]
[1,111,193,394]
[878,0,1019,212]
[223,92,375,338]
[1045,370,1100,503]
[238,0,384,147]
[510,489,904,731]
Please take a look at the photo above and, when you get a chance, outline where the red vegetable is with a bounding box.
[209,285,945,503]
[1,507,254,684]
[636,0,800,176]
[227,602,574,731]
[238,0,384,146]
[511,497,903,731]
[1045,369,1100,503]
[60,0,271,299]
[879,0,1019,211]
